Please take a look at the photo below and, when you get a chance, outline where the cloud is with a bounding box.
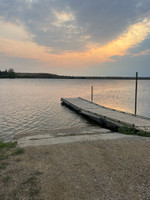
[1,0,150,76]
[0,0,88,52]
[0,17,150,69]
[0,0,150,53]
[0,21,32,41]
[52,10,75,27]
[132,49,150,56]
[68,0,150,43]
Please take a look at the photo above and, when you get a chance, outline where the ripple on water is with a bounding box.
[0,79,150,142]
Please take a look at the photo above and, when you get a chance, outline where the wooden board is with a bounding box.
[61,97,150,132]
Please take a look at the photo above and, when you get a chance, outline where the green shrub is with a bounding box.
[118,126,136,135]
[118,126,150,137]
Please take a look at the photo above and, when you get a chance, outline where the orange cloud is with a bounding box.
[132,49,150,56]
[0,18,150,68]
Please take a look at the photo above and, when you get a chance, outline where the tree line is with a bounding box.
[1,69,150,79]
[0,68,16,78]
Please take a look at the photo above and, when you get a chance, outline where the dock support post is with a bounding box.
[135,72,138,115]
[91,86,93,102]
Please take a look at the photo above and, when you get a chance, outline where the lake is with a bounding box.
[0,79,150,142]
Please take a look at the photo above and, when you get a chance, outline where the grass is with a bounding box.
[15,158,21,162]
[0,141,18,170]
[22,176,40,197]
[0,140,24,171]
[34,170,43,176]
[0,163,6,170]
[21,174,41,198]
[0,140,41,199]
[0,141,17,151]
[22,176,37,185]
[2,175,11,183]
[118,126,150,137]
[137,130,150,137]
[29,188,40,197]
[11,148,24,156]
[29,138,40,140]
[0,154,9,161]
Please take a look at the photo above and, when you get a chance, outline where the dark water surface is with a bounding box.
[0,79,150,141]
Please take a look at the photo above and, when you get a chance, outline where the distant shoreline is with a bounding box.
[0,72,150,79]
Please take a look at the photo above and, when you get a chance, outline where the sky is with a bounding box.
[0,0,150,76]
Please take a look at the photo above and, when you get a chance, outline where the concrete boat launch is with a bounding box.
[61,97,150,133]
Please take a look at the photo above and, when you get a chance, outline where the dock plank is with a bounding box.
[61,97,150,132]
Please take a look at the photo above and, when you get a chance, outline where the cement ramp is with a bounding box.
[17,132,140,147]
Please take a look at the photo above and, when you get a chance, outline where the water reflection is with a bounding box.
[0,79,150,141]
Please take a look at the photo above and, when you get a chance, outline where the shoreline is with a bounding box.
[1,72,150,79]
[1,130,150,199]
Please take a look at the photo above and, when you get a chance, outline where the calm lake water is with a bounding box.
[0,79,150,142]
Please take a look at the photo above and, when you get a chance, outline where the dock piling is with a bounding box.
[135,72,138,115]
[91,86,93,102]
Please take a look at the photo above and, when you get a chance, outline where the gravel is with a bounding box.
[0,136,150,200]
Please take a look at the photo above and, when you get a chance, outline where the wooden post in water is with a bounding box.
[91,86,93,102]
[135,72,138,115]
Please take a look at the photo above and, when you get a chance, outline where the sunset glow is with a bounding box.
[0,0,150,75]
[1,18,150,68]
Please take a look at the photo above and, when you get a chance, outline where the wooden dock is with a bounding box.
[61,97,150,132]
